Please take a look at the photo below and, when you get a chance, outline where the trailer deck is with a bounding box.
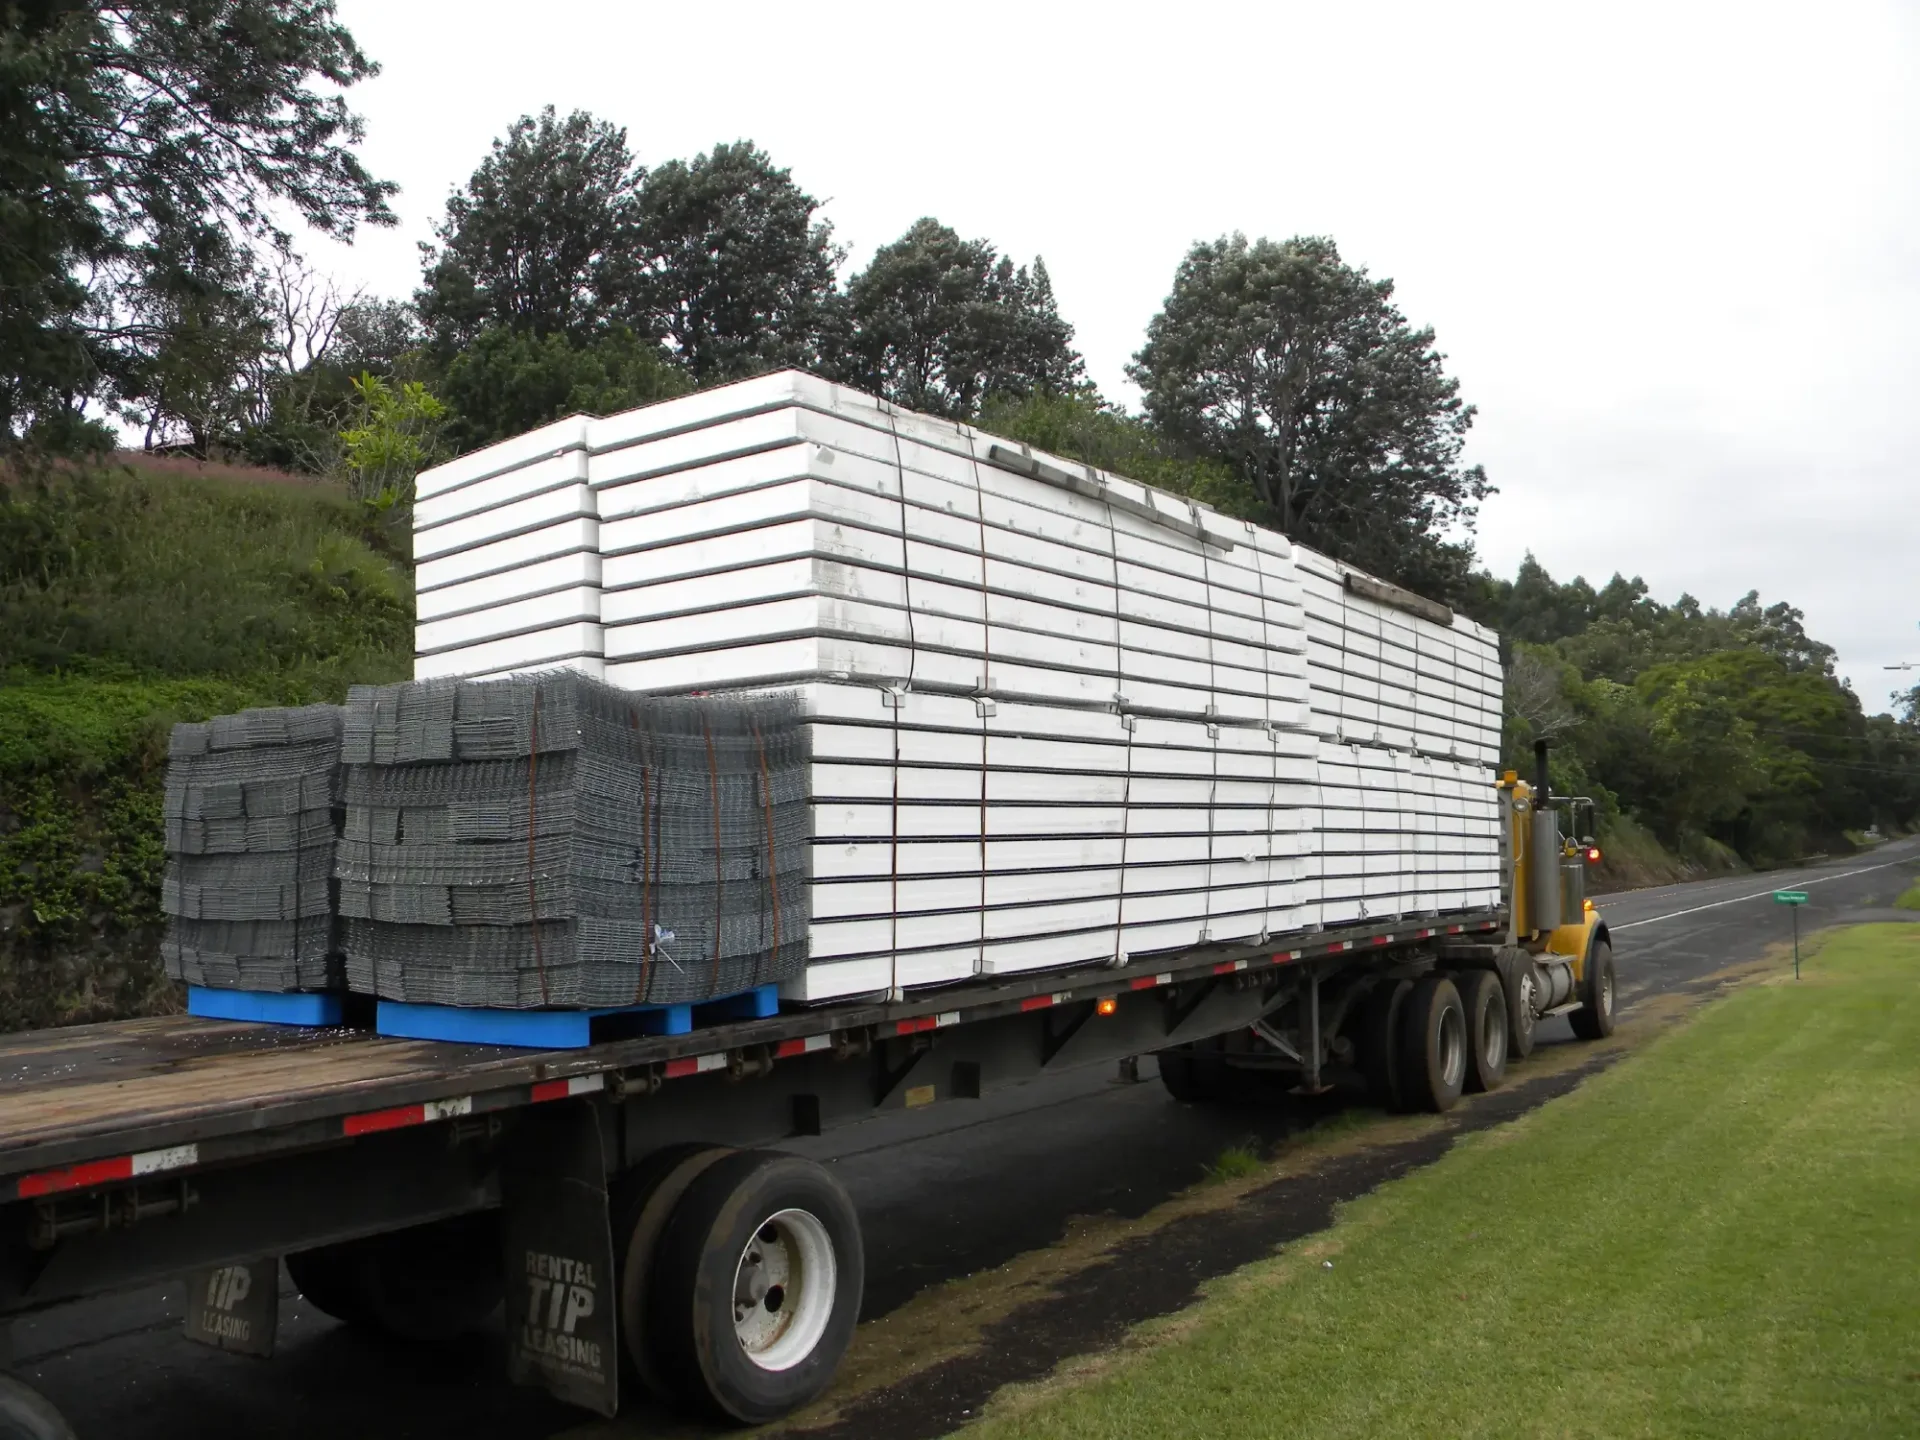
[0,910,1504,1199]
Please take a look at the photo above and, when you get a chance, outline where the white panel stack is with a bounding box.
[413,416,603,682]
[1294,546,1502,765]
[410,371,1506,1004]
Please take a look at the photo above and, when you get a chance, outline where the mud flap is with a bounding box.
[500,1102,619,1417]
[182,1260,278,1356]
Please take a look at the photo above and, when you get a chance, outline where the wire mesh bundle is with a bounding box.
[161,705,345,992]
[337,672,810,1009]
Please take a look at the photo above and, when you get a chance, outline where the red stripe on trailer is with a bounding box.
[20,1142,202,1197]
[663,1053,729,1080]
[19,1155,130,1198]
[1372,934,1395,947]
[1129,976,1157,991]
[775,1034,833,1059]
[530,1074,604,1104]
[895,1016,939,1035]
[1447,924,1465,933]
[1020,994,1055,1012]
[1326,940,1352,954]
[344,1096,472,1137]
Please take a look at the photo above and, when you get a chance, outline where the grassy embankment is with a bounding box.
[0,457,410,1029]
[964,924,1920,1440]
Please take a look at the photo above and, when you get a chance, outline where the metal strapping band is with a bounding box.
[631,706,655,1004]
[703,711,723,996]
[527,685,549,1006]
[752,718,781,987]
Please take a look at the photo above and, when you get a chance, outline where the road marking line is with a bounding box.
[1610,858,1915,931]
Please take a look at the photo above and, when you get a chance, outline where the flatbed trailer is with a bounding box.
[0,761,1618,1436]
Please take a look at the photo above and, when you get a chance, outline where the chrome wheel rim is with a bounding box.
[732,1207,836,1372]
[1482,997,1507,1070]
[1439,1007,1467,1089]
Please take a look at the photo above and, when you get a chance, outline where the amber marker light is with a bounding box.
[1096,996,1118,1017]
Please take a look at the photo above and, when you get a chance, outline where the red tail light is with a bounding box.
[1586,847,1602,864]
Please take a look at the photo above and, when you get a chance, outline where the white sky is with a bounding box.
[312,0,1920,713]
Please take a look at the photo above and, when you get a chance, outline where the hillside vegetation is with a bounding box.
[0,457,410,1029]
[1473,559,1920,879]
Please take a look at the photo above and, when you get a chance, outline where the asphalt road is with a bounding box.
[13,839,1920,1439]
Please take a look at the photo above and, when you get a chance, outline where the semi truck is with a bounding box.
[0,739,1612,1437]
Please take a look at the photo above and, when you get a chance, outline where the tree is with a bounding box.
[0,0,394,454]
[839,218,1084,418]
[121,226,272,454]
[977,389,1249,515]
[339,373,445,510]
[438,326,687,453]
[1129,234,1488,594]
[417,107,644,350]
[633,141,841,384]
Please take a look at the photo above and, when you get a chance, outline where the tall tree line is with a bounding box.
[8,4,1919,879]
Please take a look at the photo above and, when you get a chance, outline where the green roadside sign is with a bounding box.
[1776,891,1808,978]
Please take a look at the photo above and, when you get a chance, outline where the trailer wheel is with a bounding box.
[0,1376,76,1440]
[1398,975,1468,1113]
[1569,939,1617,1040]
[1155,1046,1228,1103]
[1458,970,1508,1093]
[615,1144,734,1399]
[285,1210,502,1341]
[647,1150,863,1423]
[1356,979,1412,1111]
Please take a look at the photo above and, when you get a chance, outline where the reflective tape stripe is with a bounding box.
[19,1143,199,1199]
[775,1034,833,1059]
[530,1074,605,1103]
[343,1095,472,1137]
[664,1053,727,1079]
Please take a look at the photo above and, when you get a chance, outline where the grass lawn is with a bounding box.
[963,925,1920,1440]
[1894,883,1920,911]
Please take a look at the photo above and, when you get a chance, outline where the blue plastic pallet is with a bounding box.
[373,983,782,1050]
[188,986,345,1027]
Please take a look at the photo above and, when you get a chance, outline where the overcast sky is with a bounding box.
[312,0,1920,713]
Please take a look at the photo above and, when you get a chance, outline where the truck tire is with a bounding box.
[647,1150,863,1424]
[0,1377,76,1440]
[1569,939,1617,1040]
[1155,1046,1228,1103]
[1356,979,1411,1111]
[285,1210,503,1341]
[1458,970,1508,1093]
[1504,957,1538,1061]
[615,1144,735,1400]
[1398,976,1467,1113]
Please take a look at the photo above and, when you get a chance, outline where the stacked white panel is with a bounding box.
[408,370,1507,1003]
[587,400,1308,729]
[1291,546,1502,765]
[771,684,1316,1001]
[412,417,604,681]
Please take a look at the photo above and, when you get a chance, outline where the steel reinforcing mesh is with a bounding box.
[335,672,811,1008]
[161,704,346,993]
